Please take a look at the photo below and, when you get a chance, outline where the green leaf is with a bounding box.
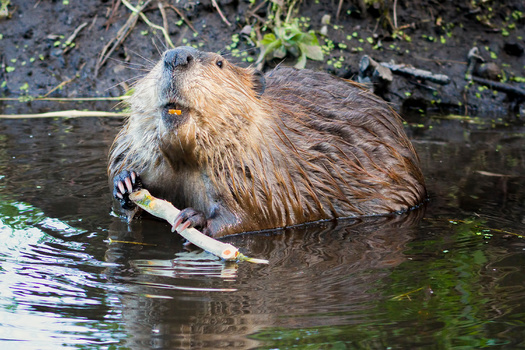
[256,37,282,64]
[273,44,287,59]
[260,33,277,46]
[294,52,307,69]
[282,25,303,42]
[300,43,324,61]
[304,32,320,46]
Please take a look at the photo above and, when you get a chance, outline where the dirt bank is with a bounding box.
[0,0,524,118]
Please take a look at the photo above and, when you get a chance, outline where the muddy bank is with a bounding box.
[0,0,524,118]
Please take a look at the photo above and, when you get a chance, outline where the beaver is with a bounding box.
[108,46,426,237]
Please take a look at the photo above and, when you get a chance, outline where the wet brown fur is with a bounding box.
[108,47,426,237]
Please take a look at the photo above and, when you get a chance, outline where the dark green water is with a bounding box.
[0,116,523,349]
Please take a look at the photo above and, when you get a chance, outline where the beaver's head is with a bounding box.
[129,47,267,164]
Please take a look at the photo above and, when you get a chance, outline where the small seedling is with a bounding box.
[256,20,323,69]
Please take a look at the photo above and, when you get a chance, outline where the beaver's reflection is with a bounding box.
[104,208,424,350]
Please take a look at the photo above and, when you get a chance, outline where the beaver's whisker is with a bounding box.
[125,49,158,67]
[107,57,153,71]
[105,76,144,92]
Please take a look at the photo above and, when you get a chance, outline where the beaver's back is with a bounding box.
[247,67,426,222]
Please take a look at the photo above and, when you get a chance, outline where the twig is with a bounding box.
[63,22,88,54]
[105,0,122,31]
[121,0,174,48]
[107,238,156,246]
[95,1,145,76]
[165,4,198,34]
[393,0,398,30]
[210,0,231,26]
[158,2,170,46]
[129,189,269,264]
[0,110,128,119]
[88,14,98,31]
[43,76,77,97]
[0,96,128,102]
[336,0,343,20]
[391,286,424,301]
[284,0,298,24]
[475,170,519,177]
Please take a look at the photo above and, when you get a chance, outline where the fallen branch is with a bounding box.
[471,76,525,100]
[129,189,269,264]
[0,110,128,118]
[380,61,451,85]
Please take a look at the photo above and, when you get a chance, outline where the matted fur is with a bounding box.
[108,47,426,237]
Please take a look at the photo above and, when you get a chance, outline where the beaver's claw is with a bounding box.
[172,207,207,234]
[113,170,143,210]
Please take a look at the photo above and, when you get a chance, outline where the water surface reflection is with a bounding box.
[0,117,523,349]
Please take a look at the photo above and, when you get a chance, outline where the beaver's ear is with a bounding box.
[252,70,266,98]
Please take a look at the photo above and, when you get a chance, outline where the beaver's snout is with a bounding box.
[163,46,199,70]
[160,47,202,108]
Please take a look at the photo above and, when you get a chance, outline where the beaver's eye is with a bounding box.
[216,60,223,68]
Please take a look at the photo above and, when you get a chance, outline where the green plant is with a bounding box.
[0,0,10,19]
[256,19,323,69]
[255,1,323,69]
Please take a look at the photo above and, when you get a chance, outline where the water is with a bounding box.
[0,115,524,349]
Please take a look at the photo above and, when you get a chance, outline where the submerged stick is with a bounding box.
[129,189,269,264]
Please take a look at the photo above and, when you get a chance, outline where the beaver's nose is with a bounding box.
[163,47,198,69]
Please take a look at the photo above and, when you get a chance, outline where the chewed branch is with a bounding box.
[129,189,269,264]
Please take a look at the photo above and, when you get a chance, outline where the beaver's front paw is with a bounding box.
[113,170,143,210]
[172,207,208,234]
